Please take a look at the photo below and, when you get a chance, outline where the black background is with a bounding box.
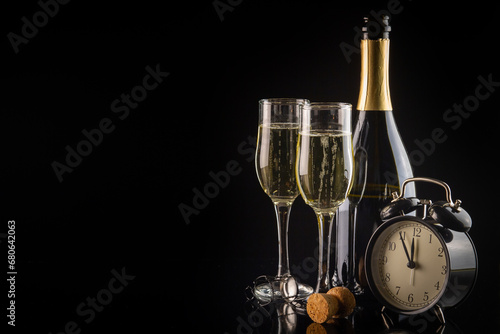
[3,0,500,333]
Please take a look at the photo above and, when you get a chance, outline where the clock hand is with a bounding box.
[410,237,415,264]
[408,237,416,268]
[409,237,416,285]
[399,232,412,268]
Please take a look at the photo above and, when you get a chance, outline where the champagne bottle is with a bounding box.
[334,15,416,295]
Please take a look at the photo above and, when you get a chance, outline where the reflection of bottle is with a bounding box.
[334,15,416,295]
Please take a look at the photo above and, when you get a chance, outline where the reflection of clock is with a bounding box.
[365,177,477,315]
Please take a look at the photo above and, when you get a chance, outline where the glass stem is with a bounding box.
[316,211,335,293]
[274,202,292,277]
[332,203,359,291]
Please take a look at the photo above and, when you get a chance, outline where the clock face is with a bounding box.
[366,217,450,314]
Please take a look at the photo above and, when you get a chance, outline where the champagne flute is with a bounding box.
[254,98,313,303]
[296,102,354,293]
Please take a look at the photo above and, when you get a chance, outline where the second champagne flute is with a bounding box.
[296,102,354,293]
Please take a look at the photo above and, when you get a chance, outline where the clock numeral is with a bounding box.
[395,286,401,295]
[423,292,429,301]
[384,273,391,282]
[383,256,388,264]
[429,234,432,243]
[413,227,421,237]
[434,281,440,290]
[441,265,447,275]
[388,242,396,251]
[437,247,444,257]
[408,293,414,303]
[400,231,406,240]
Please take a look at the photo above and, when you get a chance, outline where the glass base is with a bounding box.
[253,276,313,304]
[331,271,364,295]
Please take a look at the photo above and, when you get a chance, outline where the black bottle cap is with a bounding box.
[362,15,391,40]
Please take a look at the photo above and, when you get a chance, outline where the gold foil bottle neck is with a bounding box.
[357,39,393,111]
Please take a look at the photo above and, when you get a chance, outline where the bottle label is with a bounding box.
[357,39,393,111]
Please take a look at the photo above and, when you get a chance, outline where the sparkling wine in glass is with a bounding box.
[296,102,354,293]
[254,98,313,303]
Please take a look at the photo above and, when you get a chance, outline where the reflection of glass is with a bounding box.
[242,295,300,334]
[296,102,354,293]
[272,303,298,334]
[254,98,313,303]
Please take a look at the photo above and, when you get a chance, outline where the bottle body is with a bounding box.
[333,20,415,295]
[335,110,415,293]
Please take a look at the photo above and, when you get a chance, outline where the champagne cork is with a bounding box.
[327,287,356,318]
[306,293,339,324]
[306,288,356,323]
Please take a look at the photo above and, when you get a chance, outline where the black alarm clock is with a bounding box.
[365,177,478,316]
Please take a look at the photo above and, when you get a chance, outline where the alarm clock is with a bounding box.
[365,177,478,315]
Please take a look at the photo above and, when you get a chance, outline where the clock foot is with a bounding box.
[380,306,394,329]
[433,304,446,325]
